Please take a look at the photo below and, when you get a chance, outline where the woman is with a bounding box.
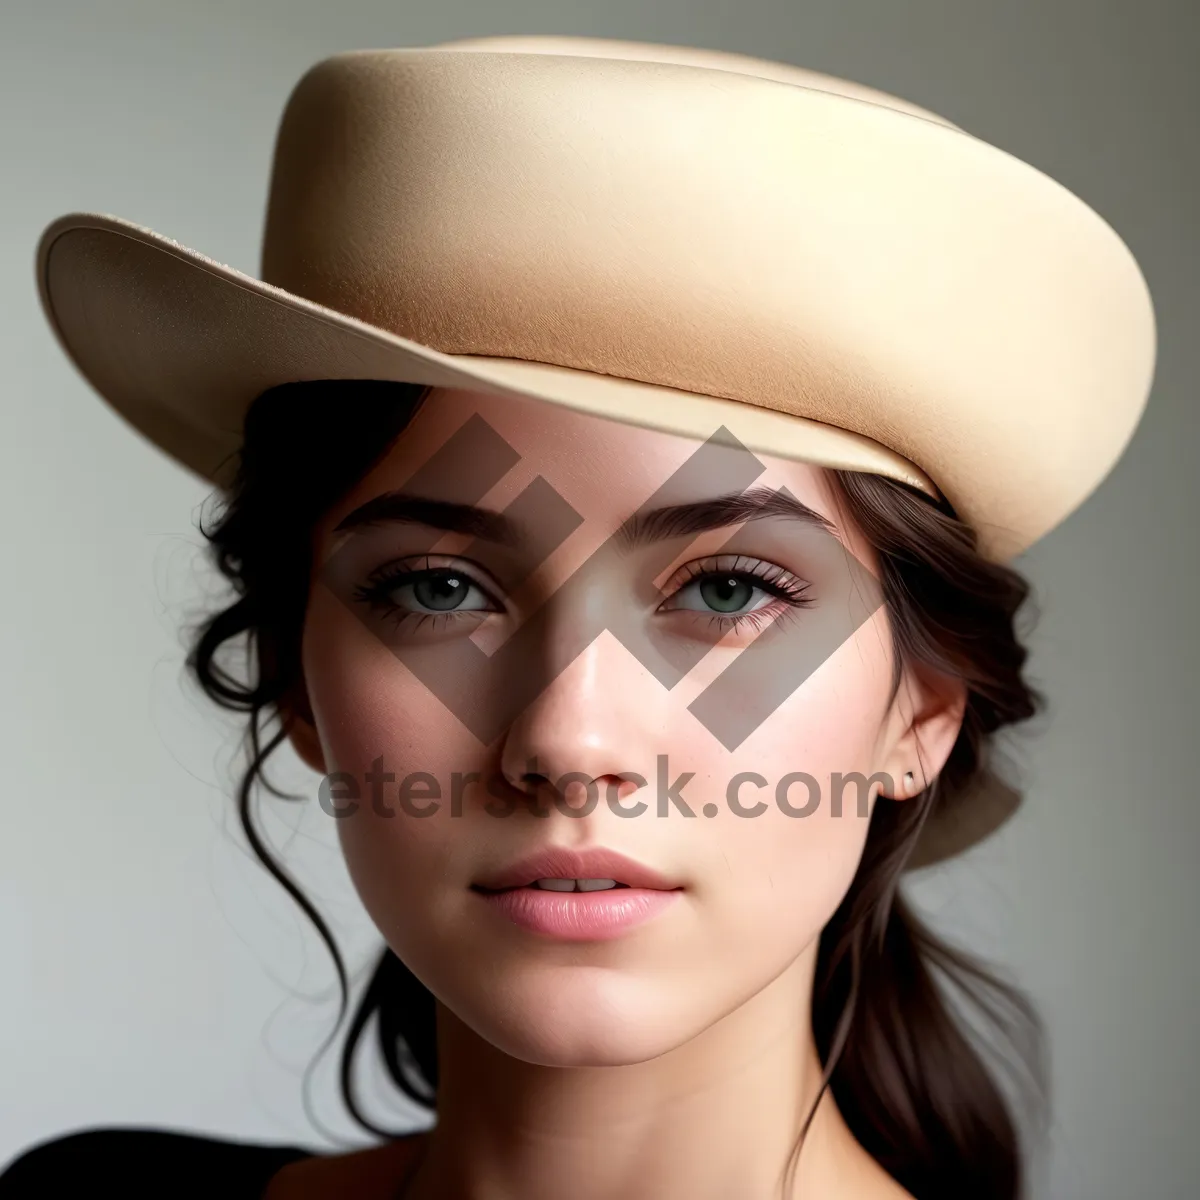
[2,33,1154,1200]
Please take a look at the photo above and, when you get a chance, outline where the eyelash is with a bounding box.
[351,556,500,633]
[351,553,815,634]
[662,555,815,634]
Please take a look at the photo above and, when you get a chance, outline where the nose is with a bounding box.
[498,633,662,810]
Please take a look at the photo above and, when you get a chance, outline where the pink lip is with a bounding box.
[472,844,682,892]
[471,844,684,941]
[474,885,681,941]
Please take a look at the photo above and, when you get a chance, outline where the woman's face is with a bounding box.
[296,387,960,1066]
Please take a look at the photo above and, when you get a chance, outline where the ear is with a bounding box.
[279,681,328,775]
[879,663,968,800]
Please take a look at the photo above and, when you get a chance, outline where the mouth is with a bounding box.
[471,845,683,893]
[472,879,636,894]
[471,875,682,941]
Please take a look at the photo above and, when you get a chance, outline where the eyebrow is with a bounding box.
[333,485,837,547]
[334,492,520,542]
[616,486,837,548]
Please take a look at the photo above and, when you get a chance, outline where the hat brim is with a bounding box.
[38,213,940,498]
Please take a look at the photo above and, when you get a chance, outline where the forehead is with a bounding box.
[324,386,865,554]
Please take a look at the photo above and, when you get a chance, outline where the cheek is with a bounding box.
[696,610,895,953]
[299,583,485,925]
[302,582,454,766]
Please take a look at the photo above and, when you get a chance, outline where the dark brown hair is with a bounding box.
[188,380,1046,1198]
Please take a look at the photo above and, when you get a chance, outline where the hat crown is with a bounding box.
[257,38,1153,562]
[259,41,961,349]
[261,46,955,429]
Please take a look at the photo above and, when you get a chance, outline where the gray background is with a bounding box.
[1,2,1196,1197]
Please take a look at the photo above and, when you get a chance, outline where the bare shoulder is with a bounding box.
[264,1132,429,1200]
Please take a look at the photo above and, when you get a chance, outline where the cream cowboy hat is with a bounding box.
[34,34,1156,865]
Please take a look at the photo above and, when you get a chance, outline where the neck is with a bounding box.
[400,951,900,1200]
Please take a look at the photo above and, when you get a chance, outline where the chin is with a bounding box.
[447,970,699,1066]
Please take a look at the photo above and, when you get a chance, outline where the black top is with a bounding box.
[0,1127,316,1198]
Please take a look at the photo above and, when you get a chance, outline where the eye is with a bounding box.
[673,573,771,615]
[659,555,814,632]
[352,560,501,624]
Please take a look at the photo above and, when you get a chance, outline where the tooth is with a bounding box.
[533,878,577,891]
[531,878,620,891]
